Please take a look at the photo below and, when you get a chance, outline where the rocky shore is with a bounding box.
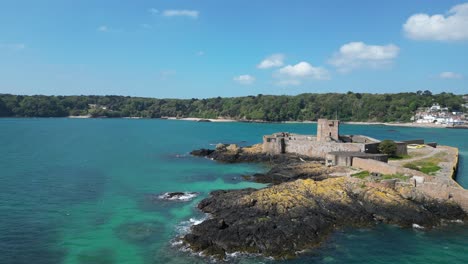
[191,144,327,184]
[183,144,467,260]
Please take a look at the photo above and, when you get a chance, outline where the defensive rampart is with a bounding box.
[353,148,468,213]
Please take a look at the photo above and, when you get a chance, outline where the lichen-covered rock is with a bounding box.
[215,143,226,151]
[226,144,240,153]
[183,177,466,259]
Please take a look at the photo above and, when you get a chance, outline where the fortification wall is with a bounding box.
[285,141,364,158]
[417,183,468,213]
[364,142,380,153]
[354,147,468,213]
[353,157,428,177]
[395,142,408,156]
[401,139,425,145]
[262,136,283,154]
[353,158,398,175]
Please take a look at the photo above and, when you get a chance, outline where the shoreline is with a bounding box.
[2,116,458,129]
[342,121,447,129]
[163,117,449,128]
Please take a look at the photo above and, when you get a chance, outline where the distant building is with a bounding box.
[413,103,466,125]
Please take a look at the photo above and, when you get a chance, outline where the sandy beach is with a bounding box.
[163,117,448,128]
[164,117,237,122]
[66,115,452,129]
[343,121,447,129]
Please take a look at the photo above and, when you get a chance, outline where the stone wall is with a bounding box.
[395,142,408,156]
[353,146,468,214]
[352,157,430,177]
[326,153,388,166]
[417,183,468,213]
[401,139,425,145]
[352,158,398,175]
[262,136,284,154]
[285,141,364,158]
[364,142,380,153]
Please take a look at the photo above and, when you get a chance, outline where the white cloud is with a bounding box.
[257,54,285,69]
[275,61,330,86]
[278,62,328,78]
[329,42,400,72]
[439,71,463,79]
[233,74,255,85]
[97,25,109,32]
[148,8,159,15]
[163,10,199,18]
[403,3,468,41]
[0,43,26,51]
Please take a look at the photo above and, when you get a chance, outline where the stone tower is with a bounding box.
[317,119,339,142]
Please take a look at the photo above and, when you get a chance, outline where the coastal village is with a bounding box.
[411,94,468,127]
[412,103,466,126]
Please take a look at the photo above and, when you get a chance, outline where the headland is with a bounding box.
[182,119,468,260]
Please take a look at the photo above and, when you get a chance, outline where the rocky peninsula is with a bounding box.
[182,143,468,260]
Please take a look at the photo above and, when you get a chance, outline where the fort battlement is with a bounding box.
[262,119,393,163]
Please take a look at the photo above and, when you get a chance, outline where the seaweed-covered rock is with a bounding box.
[190,149,214,157]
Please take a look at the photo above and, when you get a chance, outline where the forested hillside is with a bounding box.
[0,92,465,122]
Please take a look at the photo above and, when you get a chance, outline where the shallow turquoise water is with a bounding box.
[0,119,467,264]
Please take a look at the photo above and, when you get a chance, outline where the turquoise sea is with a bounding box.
[0,119,467,264]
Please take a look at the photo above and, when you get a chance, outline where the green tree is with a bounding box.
[378,140,397,157]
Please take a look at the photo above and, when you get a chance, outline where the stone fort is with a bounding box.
[262,119,407,166]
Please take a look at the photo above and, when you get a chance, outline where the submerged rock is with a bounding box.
[183,177,467,259]
[115,221,162,243]
[77,248,115,264]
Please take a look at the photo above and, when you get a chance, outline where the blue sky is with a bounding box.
[0,0,467,98]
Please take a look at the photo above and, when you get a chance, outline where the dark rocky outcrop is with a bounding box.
[183,177,467,259]
[157,192,199,201]
[191,144,325,183]
[190,144,319,165]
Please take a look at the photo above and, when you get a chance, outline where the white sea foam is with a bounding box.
[449,219,464,223]
[412,223,425,229]
[176,215,210,235]
[170,239,183,247]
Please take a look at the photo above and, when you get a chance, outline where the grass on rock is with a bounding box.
[351,171,370,179]
[403,152,446,175]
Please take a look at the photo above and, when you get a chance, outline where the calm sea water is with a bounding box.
[0,119,467,264]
